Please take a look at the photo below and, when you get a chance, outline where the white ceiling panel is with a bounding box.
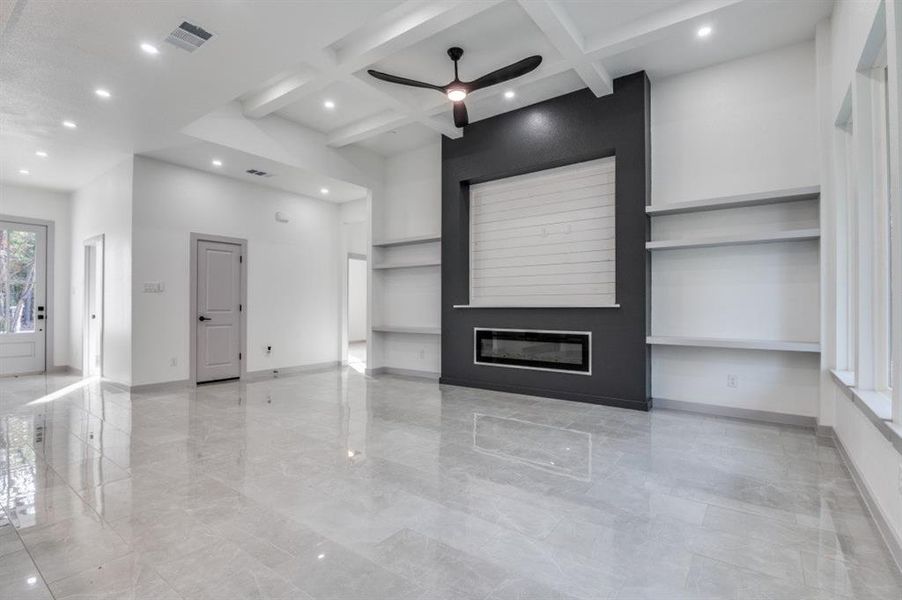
[600,0,832,79]
[275,81,387,133]
[560,0,686,40]
[355,122,439,157]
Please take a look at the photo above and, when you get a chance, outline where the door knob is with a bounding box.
[198,316,211,322]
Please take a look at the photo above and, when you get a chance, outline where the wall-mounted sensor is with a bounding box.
[275,211,289,223]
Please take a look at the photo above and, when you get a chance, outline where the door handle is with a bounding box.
[198,316,212,322]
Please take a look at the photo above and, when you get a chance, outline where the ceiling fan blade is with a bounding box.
[453,101,468,128]
[367,70,445,92]
[466,55,542,92]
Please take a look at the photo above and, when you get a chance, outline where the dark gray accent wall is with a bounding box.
[440,72,651,410]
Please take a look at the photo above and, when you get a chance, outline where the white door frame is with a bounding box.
[0,214,54,373]
[189,233,248,384]
[83,234,104,378]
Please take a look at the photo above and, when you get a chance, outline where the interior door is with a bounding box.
[84,237,104,377]
[196,239,241,383]
[0,221,47,375]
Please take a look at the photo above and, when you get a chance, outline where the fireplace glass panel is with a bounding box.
[474,329,590,373]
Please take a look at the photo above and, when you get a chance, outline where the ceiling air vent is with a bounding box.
[165,21,213,52]
[245,169,272,178]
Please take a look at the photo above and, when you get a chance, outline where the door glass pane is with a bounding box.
[0,229,38,334]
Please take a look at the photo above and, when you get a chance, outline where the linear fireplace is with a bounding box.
[474,328,591,375]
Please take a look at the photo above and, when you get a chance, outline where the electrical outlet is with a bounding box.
[418,349,425,360]
[726,374,738,389]
[169,357,177,367]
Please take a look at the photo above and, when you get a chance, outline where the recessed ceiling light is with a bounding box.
[697,26,712,38]
[323,100,335,109]
[95,88,111,99]
[19,169,29,175]
[320,187,329,195]
[62,120,77,129]
[211,159,222,167]
[140,42,160,55]
[504,90,515,99]
[35,151,48,158]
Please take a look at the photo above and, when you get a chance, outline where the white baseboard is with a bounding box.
[129,379,192,393]
[366,366,440,380]
[653,397,817,428]
[245,361,340,381]
[828,427,902,574]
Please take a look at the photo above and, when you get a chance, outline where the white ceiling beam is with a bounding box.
[241,1,501,121]
[240,48,339,118]
[335,0,503,73]
[242,72,332,119]
[516,0,613,97]
[584,0,746,60]
[327,111,413,147]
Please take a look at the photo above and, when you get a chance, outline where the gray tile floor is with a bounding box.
[1,369,900,599]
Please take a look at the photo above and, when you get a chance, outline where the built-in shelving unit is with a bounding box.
[372,325,441,335]
[646,185,821,363]
[646,336,820,353]
[645,185,820,216]
[646,228,820,251]
[369,222,441,378]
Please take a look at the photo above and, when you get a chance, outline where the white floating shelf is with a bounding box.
[647,336,820,353]
[646,185,820,216]
[646,228,820,251]
[372,325,441,335]
[372,234,441,248]
[373,260,441,270]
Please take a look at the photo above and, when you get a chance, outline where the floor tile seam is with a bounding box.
[3,505,60,600]
[797,545,902,582]
[31,456,132,550]
[684,536,807,585]
[127,550,189,600]
[45,401,135,441]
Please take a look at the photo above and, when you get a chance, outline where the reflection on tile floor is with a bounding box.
[0,370,900,599]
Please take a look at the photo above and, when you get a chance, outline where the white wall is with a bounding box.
[347,257,367,342]
[650,41,821,417]
[130,156,341,386]
[69,158,134,385]
[653,41,818,201]
[378,142,441,241]
[0,184,71,368]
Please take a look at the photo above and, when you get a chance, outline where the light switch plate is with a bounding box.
[143,282,165,293]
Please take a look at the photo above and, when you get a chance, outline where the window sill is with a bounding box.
[830,369,902,455]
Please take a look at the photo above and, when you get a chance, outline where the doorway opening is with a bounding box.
[0,219,48,376]
[83,235,104,377]
[347,254,367,372]
[190,233,247,384]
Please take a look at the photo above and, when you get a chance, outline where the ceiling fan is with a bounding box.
[367,47,542,128]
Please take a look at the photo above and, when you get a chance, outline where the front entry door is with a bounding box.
[196,239,241,383]
[0,221,47,375]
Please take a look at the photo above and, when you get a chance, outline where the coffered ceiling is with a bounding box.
[1,0,832,198]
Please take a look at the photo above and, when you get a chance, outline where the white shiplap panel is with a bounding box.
[470,157,616,307]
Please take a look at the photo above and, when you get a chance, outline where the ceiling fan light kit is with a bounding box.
[368,47,542,128]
